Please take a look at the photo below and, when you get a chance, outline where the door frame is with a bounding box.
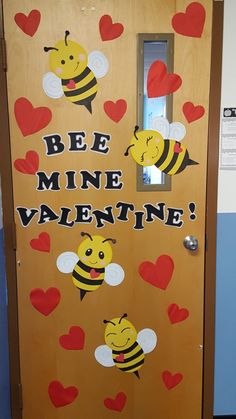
[0,1,223,418]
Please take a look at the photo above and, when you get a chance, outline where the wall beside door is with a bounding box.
[214,0,236,416]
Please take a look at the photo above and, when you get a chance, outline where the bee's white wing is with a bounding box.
[150,116,170,139]
[169,122,186,142]
[42,72,64,99]
[56,252,78,274]
[137,328,157,354]
[88,51,109,79]
[94,345,115,367]
[104,263,125,286]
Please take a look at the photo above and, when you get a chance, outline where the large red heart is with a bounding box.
[99,15,124,41]
[59,326,85,350]
[168,304,189,324]
[104,392,127,412]
[48,380,79,408]
[14,150,39,175]
[104,100,127,122]
[162,371,183,390]
[14,10,41,37]
[139,255,174,290]
[14,97,52,137]
[30,288,61,316]
[183,101,205,123]
[30,232,50,252]
[147,61,182,98]
[172,2,206,38]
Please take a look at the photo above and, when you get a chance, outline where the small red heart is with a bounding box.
[14,97,52,137]
[139,255,174,290]
[147,60,182,98]
[48,380,79,408]
[30,288,61,316]
[14,10,41,37]
[172,2,206,38]
[183,101,205,123]
[90,269,100,279]
[115,353,125,362]
[59,326,85,350]
[104,392,127,412]
[104,99,127,122]
[66,80,76,89]
[30,232,50,252]
[99,15,124,41]
[168,303,189,324]
[14,150,39,175]
[174,143,183,153]
[162,371,183,390]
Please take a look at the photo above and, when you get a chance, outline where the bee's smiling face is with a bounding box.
[49,40,88,79]
[78,235,113,269]
[105,318,137,350]
[130,130,164,166]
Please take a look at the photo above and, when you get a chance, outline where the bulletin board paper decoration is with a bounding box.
[183,101,205,123]
[30,288,60,316]
[162,371,183,390]
[169,122,186,141]
[14,150,39,175]
[139,255,174,290]
[56,252,78,273]
[14,97,52,137]
[43,73,64,99]
[104,392,127,412]
[147,60,182,98]
[104,263,125,286]
[59,326,85,350]
[30,232,50,252]
[14,10,41,37]
[99,15,124,41]
[104,100,127,122]
[171,2,206,38]
[88,51,109,79]
[168,303,189,324]
[48,380,79,408]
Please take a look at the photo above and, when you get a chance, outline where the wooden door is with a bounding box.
[2,1,213,418]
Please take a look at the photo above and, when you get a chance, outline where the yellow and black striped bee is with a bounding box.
[43,31,108,113]
[56,232,124,301]
[95,313,157,379]
[125,122,198,175]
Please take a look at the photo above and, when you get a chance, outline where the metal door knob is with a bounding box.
[183,235,198,251]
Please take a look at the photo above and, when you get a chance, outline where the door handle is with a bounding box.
[183,235,198,251]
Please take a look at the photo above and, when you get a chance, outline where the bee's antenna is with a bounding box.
[44,47,59,52]
[81,232,93,241]
[124,144,134,156]
[102,238,116,244]
[119,313,128,324]
[134,125,139,140]
[103,319,116,326]
[65,30,70,46]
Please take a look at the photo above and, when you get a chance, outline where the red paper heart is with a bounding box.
[115,353,124,362]
[147,60,182,98]
[139,255,174,290]
[99,15,124,41]
[183,101,205,123]
[90,269,100,279]
[104,99,127,122]
[162,371,183,389]
[14,10,41,37]
[14,150,39,175]
[104,392,127,412]
[59,326,85,350]
[66,80,76,89]
[30,232,50,252]
[174,143,183,153]
[14,97,52,137]
[168,303,189,324]
[30,288,61,316]
[172,2,206,38]
[48,380,79,408]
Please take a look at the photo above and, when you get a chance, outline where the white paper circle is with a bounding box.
[56,252,78,274]
[88,51,109,79]
[150,116,170,139]
[169,122,186,142]
[43,72,64,99]
[105,263,125,286]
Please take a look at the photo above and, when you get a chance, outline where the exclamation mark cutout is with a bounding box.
[189,202,196,221]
